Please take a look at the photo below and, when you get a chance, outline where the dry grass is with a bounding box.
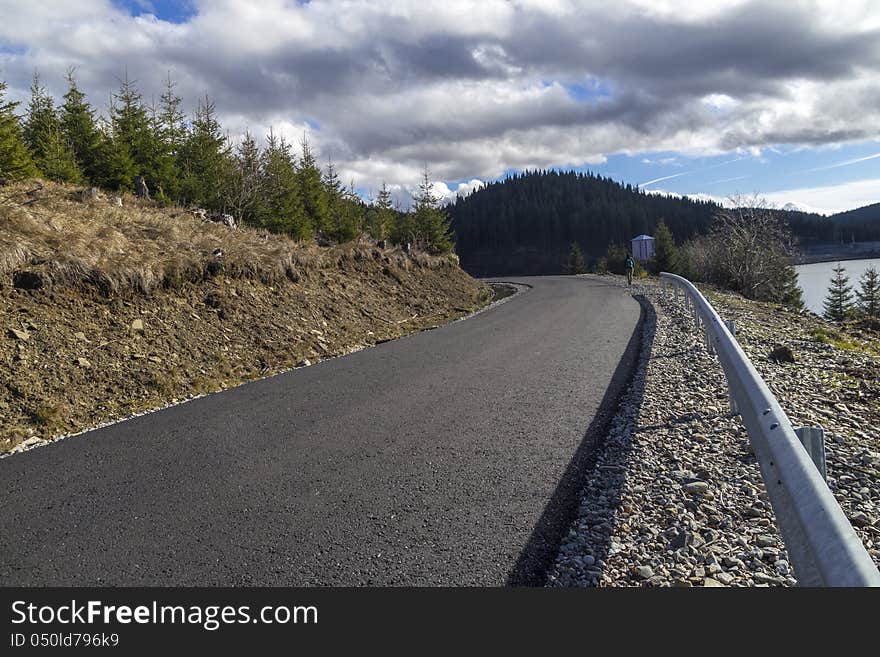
[0,179,452,295]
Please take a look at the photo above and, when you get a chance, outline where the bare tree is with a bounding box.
[704,195,803,306]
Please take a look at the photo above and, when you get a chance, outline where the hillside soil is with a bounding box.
[1,181,489,453]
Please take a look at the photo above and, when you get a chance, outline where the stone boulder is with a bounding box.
[209,213,237,229]
[133,176,150,198]
[769,345,795,363]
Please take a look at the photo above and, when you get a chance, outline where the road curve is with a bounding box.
[0,276,641,586]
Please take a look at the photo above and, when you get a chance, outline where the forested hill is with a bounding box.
[830,203,880,234]
[447,170,719,276]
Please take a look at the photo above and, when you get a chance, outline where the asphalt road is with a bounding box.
[0,276,642,586]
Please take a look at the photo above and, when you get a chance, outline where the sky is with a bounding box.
[1,0,880,213]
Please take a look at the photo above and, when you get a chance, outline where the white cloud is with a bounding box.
[651,177,880,215]
[759,178,880,214]
[2,0,880,205]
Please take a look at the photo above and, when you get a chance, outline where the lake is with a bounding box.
[795,258,880,315]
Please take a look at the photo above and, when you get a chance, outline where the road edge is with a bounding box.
[506,289,649,586]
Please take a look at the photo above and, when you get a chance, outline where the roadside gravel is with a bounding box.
[548,276,879,587]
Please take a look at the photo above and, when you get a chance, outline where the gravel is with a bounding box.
[547,275,880,587]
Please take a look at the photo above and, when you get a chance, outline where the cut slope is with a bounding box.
[0,180,489,452]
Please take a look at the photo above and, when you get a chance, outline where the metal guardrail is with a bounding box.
[660,272,880,587]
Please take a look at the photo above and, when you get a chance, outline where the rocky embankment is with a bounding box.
[1,181,489,453]
[549,276,879,587]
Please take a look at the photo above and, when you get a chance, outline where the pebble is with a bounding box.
[756,534,776,548]
[547,278,880,588]
[715,572,736,585]
[850,512,873,528]
[683,481,709,495]
[634,566,654,580]
[8,328,29,341]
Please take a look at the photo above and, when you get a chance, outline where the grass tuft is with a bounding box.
[0,180,452,296]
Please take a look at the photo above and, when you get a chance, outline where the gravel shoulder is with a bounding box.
[549,275,879,587]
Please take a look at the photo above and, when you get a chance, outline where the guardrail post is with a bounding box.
[795,427,827,481]
[725,320,736,337]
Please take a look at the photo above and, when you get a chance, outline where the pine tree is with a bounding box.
[856,266,880,319]
[158,73,186,157]
[392,199,415,246]
[823,263,854,322]
[178,95,231,209]
[37,124,83,183]
[323,159,358,243]
[61,70,103,183]
[23,72,82,183]
[22,73,55,155]
[649,219,680,274]
[92,114,136,190]
[0,80,39,180]
[411,166,453,253]
[778,263,804,309]
[111,72,166,191]
[565,242,586,274]
[261,131,309,238]
[367,182,395,240]
[296,136,329,234]
[153,73,186,200]
[346,180,365,237]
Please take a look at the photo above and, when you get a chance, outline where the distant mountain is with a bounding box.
[781,201,827,214]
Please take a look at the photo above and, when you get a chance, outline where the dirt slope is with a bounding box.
[0,181,488,452]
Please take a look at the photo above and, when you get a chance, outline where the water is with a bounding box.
[795,258,880,315]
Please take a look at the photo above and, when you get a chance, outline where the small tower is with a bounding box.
[630,234,655,263]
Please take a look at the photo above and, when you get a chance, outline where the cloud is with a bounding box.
[759,178,880,215]
[651,177,880,215]
[1,0,880,201]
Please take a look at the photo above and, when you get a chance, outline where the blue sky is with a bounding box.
[112,0,195,23]
[3,1,880,212]
[586,141,880,213]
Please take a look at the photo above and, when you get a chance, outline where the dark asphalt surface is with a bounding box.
[0,276,641,586]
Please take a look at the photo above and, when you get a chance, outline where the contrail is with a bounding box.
[639,155,748,188]
[803,151,880,173]
[705,156,747,170]
[705,174,751,185]
[639,171,691,187]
